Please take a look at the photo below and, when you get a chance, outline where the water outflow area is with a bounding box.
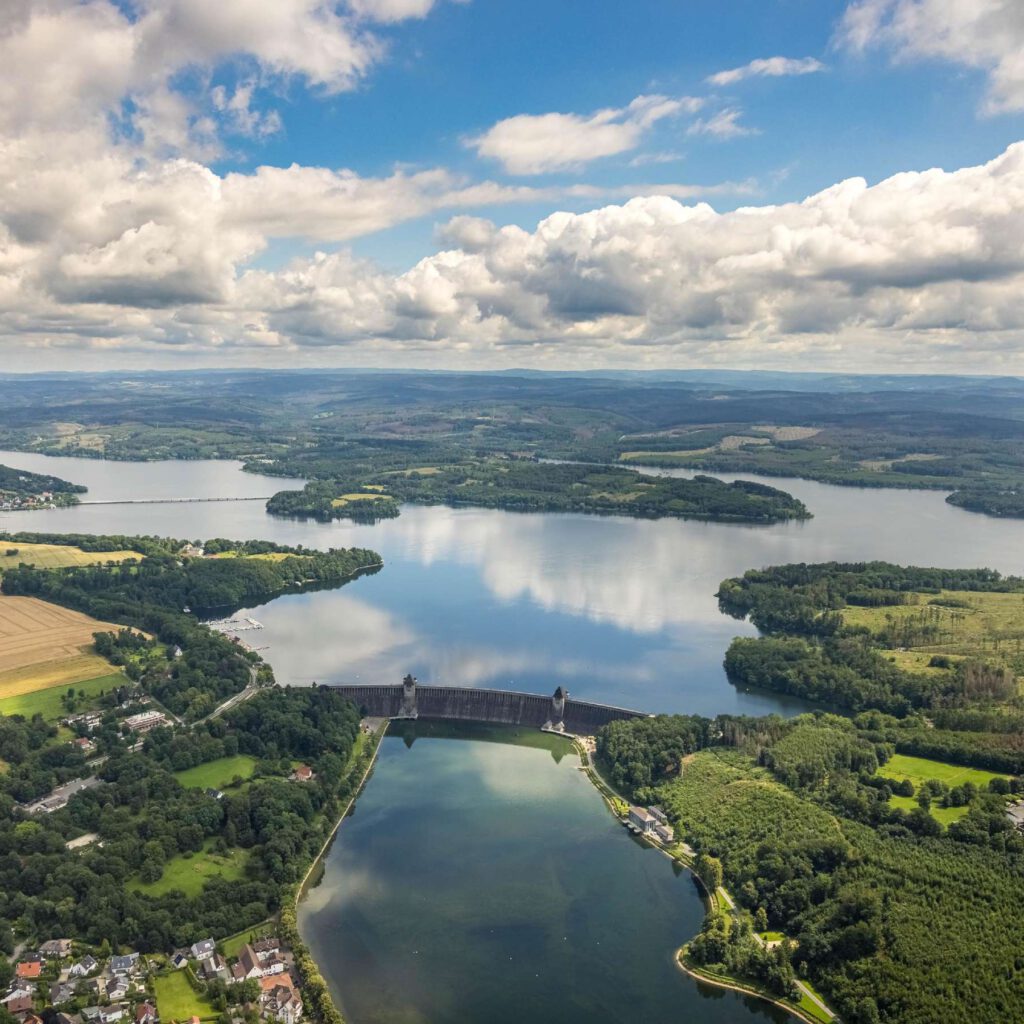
[298,724,791,1024]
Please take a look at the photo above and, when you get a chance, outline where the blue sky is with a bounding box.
[4,0,1024,371]
[214,0,1023,268]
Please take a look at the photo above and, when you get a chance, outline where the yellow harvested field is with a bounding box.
[0,543,141,570]
[0,595,126,695]
[332,492,392,506]
[208,551,292,562]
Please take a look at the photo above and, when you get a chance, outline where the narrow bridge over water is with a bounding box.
[79,496,271,505]
[328,675,651,735]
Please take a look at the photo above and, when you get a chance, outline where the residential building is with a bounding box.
[70,956,99,978]
[15,963,42,981]
[135,1003,157,1024]
[108,954,139,977]
[252,939,281,962]
[50,982,77,1005]
[199,954,229,981]
[290,765,313,782]
[654,822,675,843]
[259,976,303,1024]
[649,806,669,825]
[4,997,33,1016]
[235,945,285,981]
[190,939,216,961]
[40,939,73,958]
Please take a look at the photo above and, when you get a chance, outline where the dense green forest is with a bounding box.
[267,458,810,524]
[0,534,381,719]
[946,484,1024,517]
[596,713,1024,1024]
[0,687,368,952]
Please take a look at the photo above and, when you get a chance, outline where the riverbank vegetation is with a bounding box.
[596,712,1024,1024]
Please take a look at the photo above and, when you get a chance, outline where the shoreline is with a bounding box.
[674,953,828,1024]
[572,738,832,1024]
[297,720,390,902]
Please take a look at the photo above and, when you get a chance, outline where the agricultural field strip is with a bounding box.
[0,542,142,570]
[0,595,124,683]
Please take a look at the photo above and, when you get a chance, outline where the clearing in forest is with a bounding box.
[877,753,1009,791]
[174,755,258,790]
[131,838,247,899]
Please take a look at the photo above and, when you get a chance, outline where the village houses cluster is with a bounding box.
[3,935,303,1024]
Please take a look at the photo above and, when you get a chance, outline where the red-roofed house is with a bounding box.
[16,962,42,980]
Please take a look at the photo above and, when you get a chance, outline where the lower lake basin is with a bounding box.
[299,724,791,1024]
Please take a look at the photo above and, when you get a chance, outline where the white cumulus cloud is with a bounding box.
[467,94,704,175]
[839,0,1024,114]
[707,56,825,87]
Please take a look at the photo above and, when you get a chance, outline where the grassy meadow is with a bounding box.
[153,970,216,1021]
[131,838,247,899]
[174,755,258,790]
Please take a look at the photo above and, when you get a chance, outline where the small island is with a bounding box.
[266,458,811,524]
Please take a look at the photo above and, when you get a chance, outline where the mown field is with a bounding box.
[131,838,247,898]
[877,753,1009,790]
[174,754,258,790]
[332,491,393,507]
[0,595,127,717]
[152,969,216,1021]
[0,542,141,570]
[207,551,292,562]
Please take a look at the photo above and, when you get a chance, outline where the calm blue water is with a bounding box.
[300,725,792,1024]
[5,449,1024,1024]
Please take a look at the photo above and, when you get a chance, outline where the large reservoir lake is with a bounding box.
[5,449,1024,1023]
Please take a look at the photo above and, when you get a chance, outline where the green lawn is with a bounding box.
[878,753,1008,790]
[0,673,123,720]
[130,838,247,898]
[174,755,258,790]
[221,925,272,959]
[797,980,834,1024]
[153,970,215,1021]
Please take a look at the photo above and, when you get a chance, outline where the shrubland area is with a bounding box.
[2,369,1024,518]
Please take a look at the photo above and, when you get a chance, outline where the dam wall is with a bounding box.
[327,680,649,734]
